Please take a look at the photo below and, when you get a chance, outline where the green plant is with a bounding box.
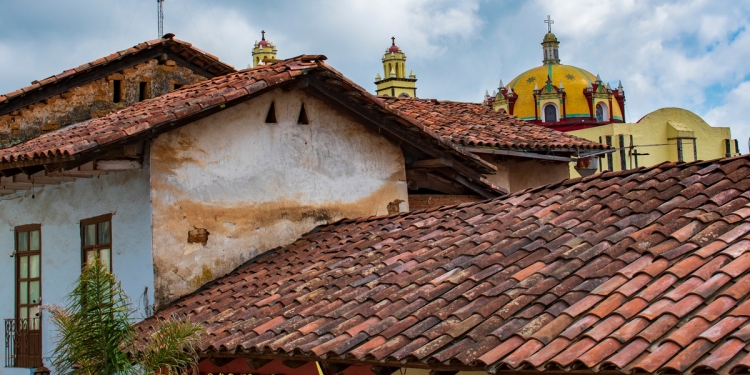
[47,257,203,375]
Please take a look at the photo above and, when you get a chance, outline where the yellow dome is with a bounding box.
[506,64,623,122]
[543,32,558,43]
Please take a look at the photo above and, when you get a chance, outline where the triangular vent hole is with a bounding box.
[265,102,277,123]
[297,104,309,125]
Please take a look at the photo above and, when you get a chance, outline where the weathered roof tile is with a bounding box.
[133,155,750,374]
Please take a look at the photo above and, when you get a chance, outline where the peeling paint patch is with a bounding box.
[187,227,210,245]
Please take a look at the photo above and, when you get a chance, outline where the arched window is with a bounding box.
[596,102,609,122]
[544,104,557,122]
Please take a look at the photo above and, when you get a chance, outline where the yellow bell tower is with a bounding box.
[251,30,277,67]
[375,37,417,97]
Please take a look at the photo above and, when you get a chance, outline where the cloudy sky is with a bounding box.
[1,1,749,150]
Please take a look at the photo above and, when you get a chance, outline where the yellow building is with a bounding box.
[489,17,625,131]
[374,37,417,98]
[488,17,739,177]
[251,30,277,67]
[569,108,737,176]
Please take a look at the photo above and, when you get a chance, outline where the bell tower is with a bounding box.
[251,30,277,67]
[375,37,417,98]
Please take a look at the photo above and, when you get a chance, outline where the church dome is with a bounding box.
[506,64,621,122]
[489,17,626,130]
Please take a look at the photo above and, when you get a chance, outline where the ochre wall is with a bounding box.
[0,59,205,147]
[149,88,409,307]
[481,155,570,193]
[569,107,733,177]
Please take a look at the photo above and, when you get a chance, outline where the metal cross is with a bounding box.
[391,36,396,46]
[261,30,266,40]
[545,15,554,33]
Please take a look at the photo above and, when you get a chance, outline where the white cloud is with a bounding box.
[704,81,750,153]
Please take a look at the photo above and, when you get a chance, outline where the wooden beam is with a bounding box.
[410,158,453,169]
[95,159,141,171]
[0,168,21,177]
[465,147,576,162]
[20,165,45,176]
[0,189,16,195]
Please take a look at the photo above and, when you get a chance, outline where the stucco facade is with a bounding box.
[569,107,735,177]
[480,155,570,193]
[0,168,153,375]
[149,88,409,307]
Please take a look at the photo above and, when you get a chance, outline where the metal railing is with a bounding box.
[4,318,41,368]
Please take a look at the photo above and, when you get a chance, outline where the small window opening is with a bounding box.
[265,102,277,123]
[297,104,309,125]
[544,104,557,122]
[113,80,121,103]
[173,83,183,91]
[138,82,149,102]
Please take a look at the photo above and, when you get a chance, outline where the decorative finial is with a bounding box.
[618,80,623,89]
[391,36,396,46]
[498,79,504,89]
[485,90,490,98]
[559,80,564,89]
[261,30,266,41]
[545,15,554,33]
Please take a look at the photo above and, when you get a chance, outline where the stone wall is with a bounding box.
[0,59,206,146]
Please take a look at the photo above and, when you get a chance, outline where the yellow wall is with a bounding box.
[568,107,733,177]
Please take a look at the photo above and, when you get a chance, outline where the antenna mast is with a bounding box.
[157,0,164,38]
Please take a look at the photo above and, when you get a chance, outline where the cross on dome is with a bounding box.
[545,15,554,33]
[261,30,266,41]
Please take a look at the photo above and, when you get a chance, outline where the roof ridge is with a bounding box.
[0,36,236,109]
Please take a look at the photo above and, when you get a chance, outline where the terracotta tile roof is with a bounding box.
[137,154,750,374]
[0,56,320,166]
[0,36,235,111]
[383,97,605,150]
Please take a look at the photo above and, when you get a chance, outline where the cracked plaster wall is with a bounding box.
[150,88,409,307]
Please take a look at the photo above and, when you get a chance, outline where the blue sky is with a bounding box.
[1,0,750,151]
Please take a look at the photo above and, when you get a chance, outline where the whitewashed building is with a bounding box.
[0,44,604,375]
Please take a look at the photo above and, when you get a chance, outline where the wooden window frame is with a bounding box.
[14,224,42,325]
[80,214,113,271]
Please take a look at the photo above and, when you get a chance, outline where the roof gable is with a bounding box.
[0,35,235,117]
[136,154,750,375]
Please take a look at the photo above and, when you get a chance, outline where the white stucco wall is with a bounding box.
[150,88,409,307]
[0,168,153,375]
